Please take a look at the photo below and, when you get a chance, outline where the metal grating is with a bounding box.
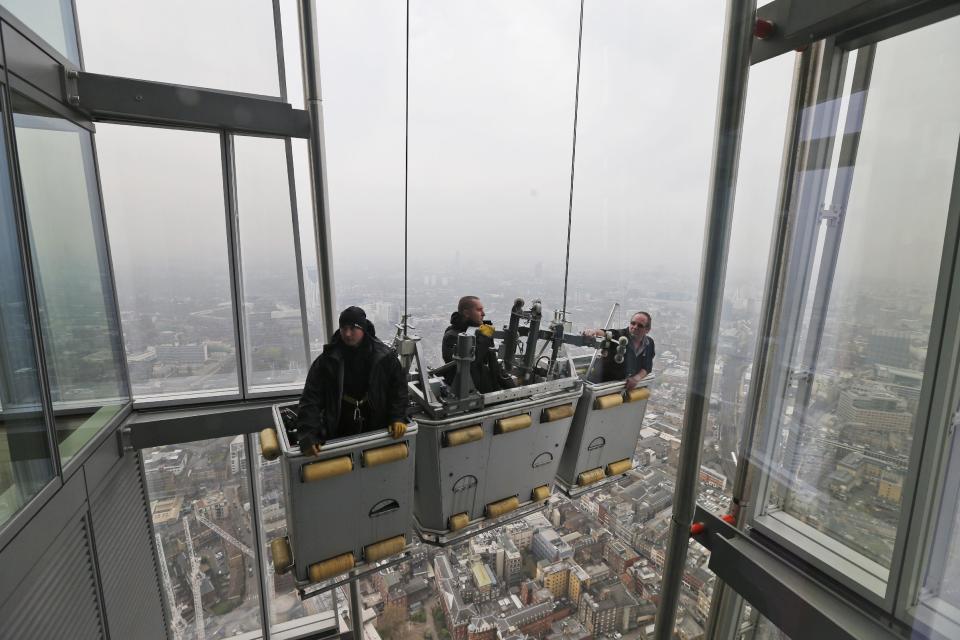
[0,515,104,640]
[90,452,168,640]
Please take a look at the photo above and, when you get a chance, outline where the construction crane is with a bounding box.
[195,511,275,602]
[182,516,205,640]
[195,512,252,557]
[155,533,187,640]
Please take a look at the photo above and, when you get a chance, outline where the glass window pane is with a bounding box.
[95,124,240,400]
[75,0,280,96]
[408,1,580,365]
[144,438,262,638]
[234,136,309,391]
[766,15,960,581]
[317,1,405,339]
[13,94,128,463]
[705,53,794,503]
[0,97,53,527]
[1,0,80,62]
[564,1,723,635]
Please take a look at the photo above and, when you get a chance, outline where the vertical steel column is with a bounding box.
[704,46,818,640]
[245,434,272,639]
[272,0,313,364]
[349,575,363,640]
[652,2,756,638]
[297,0,337,337]
[221,133,250,395]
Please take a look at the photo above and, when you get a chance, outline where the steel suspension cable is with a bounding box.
[561,0,586,320]
[403,0,410,336]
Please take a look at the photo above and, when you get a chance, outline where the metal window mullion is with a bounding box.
[0,74,62,479]
[707,43,820,640]
[652,1,756,638]
[754,40,849,506]
[285,137,313,366]
[789,44,876,447]
[68,0,85,68]
[894,135,960,624]
[298,0,337,338]
[221,132,250,397]
[245,433,272,640]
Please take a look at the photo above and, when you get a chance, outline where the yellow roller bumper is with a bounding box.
[624,387,651,402]
[444,424,484,447]
[594,393,624,410]
[531,485,551,501]
[448,512,470,531]
[606,458,632,476]
[486,496,520,519]
[365,535,406,562]
[308,552,355,582]
[541,404,575,423]
[260,427,281,460]
[362,442,408,467]
[270,537,292,574]
[577,467,605,486]
[301,456,353,482]
[496,414,532,434]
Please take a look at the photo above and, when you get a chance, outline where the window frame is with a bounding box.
[741,13,960,626]
[894,132,960,637]
[7,85,134,468]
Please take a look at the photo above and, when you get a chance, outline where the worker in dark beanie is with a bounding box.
[295,306,408,455]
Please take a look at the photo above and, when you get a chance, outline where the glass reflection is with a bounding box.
[0,97,52,527]
[144,438,262,639]
[1,0,80,62]
[13,94,127,462]
[768,16,960,576]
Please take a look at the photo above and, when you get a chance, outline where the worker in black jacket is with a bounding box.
[441,296,516,393]
[295,306,408,455]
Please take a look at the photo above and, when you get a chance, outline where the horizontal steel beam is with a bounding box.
[692,505,906,640]
[752,0,960,63]
[75,72,311,137]
[125,398,297,450]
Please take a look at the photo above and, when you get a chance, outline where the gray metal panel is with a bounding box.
[277,421,418,584]
[75,72,311,138]
[556,379,650,487]
[752,0,960,63]
[89,452,167,640]
[0,515,104,640]
[692,505,905,640]
[414,388,580,531]
[1,22,64,102]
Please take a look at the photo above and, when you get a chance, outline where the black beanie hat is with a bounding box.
[338,306,367,329]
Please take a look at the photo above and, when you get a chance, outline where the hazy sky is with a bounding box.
[72,2,960,313]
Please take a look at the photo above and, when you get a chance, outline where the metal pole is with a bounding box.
[297,0,337,337]
[652,1,756,638]
[349,574,363,640]
[244,434,272,639]
[705,45,818,640]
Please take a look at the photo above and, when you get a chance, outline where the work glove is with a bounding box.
[297,431,324,457]
[477,322,495,338]
[388,421,407,439]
